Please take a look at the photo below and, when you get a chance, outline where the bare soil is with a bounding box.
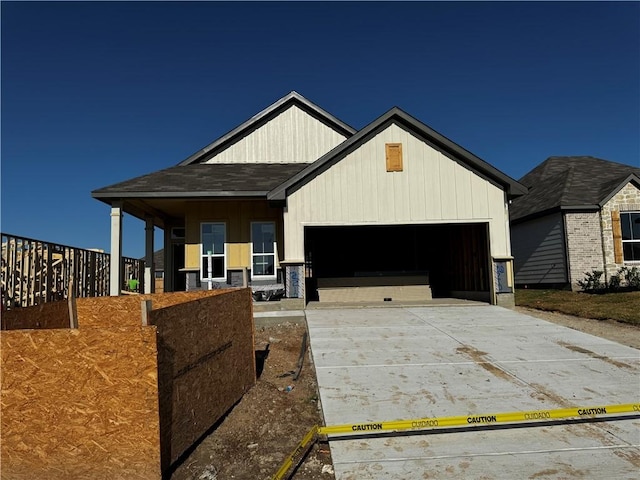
[170,307,639,480]
[170,322,334,480]
[515,306,640,349]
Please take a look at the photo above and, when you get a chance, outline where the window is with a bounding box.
[621,212,640,262]
[201,223,226,281]
[251,222,276,279]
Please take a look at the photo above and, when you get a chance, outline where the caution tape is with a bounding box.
[272,425,318,480]
[271,403,639,480]
[318,403,640,436]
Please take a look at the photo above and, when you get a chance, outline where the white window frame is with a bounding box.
[250,221,277,281]
[200,222,227,282]
[621,211,640,263]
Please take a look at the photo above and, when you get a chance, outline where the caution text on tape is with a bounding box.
[317,403,640,436]
[272,403,639,480]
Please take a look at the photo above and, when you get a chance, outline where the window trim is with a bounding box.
[621,211,640,263]
[250,221,277,281]
[200,222,227,282]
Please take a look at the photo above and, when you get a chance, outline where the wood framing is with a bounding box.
[1,233,144,309]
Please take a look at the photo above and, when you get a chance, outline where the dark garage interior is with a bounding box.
[304,223,490,302]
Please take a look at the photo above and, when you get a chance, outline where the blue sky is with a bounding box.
[2,1,639,258]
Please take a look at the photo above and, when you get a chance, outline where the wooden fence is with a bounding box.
[1,233,144,309]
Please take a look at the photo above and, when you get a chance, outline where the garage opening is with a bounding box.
[304,224,490,303]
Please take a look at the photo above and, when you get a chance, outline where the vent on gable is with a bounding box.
[386,143,403,172]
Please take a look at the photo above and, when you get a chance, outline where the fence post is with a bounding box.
[68,278,78,329]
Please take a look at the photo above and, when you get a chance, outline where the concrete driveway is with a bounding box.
[305,305,640,479]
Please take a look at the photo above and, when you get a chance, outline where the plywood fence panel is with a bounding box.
[150,288,255,468]
[76,290,232,328]
[1,299,70,330]
[1,327,161,480]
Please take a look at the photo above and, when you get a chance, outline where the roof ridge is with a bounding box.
[559,166,575,203]
[177,92,356,166]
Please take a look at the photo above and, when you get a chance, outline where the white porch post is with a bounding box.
[144,216,155,294]
[109,202,123,296]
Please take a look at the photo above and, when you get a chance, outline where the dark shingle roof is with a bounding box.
[510,156,640,222]
[92,163,309,199]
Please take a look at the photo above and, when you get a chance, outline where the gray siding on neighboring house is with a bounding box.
[512,213,568,285]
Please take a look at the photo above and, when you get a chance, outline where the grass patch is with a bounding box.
[515,289,640,326]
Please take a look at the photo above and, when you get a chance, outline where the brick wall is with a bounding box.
[601,182,640,279]
[565,212,604,290]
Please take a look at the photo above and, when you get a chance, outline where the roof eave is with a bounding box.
[598,173,640,207]
[92,190,269,200]
[511,204,601,225]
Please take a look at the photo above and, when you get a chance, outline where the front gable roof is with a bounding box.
[510,156,640,223]
[267,107,528,200]
[178,91,356,166]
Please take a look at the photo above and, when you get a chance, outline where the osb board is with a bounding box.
[150,288,256,468]
[1,327,161,480]
[76,290,234,329]
[1,300,69,330]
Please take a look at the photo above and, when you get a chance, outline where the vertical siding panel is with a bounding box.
[487,186,507,255]
[425,148,441,219]
[304,180,313,226]
[409,132,426,221]
[365,140,378,222]
[205,105,347,164]
[455,165,473,219]
[374,136,389,221]
[439,154,457,218]
[335,158,345,222]
[359,143,370,222]
[470,173,489,218]
[319,173,329,223]
[393,128,407,222]
[344,151,355,221]
[312,174,329,222]
[354,149,364,222]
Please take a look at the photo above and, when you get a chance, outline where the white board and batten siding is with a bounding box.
[283,123,512,261]
[511,213,568,285]
[204,104,348,164]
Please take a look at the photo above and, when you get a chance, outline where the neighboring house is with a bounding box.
[510,156,640,290]
[92,92,527,306]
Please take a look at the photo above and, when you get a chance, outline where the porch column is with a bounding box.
[164,227,172,292]
[144,216,155,294]
[109,202,123,296]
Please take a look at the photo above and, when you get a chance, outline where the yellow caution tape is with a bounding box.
[272,403,639,479]
[317,403,640,436]
[272,425,319,480]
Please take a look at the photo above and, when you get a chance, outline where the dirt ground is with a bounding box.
[515,306,640,349]
[170,307,639,480]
